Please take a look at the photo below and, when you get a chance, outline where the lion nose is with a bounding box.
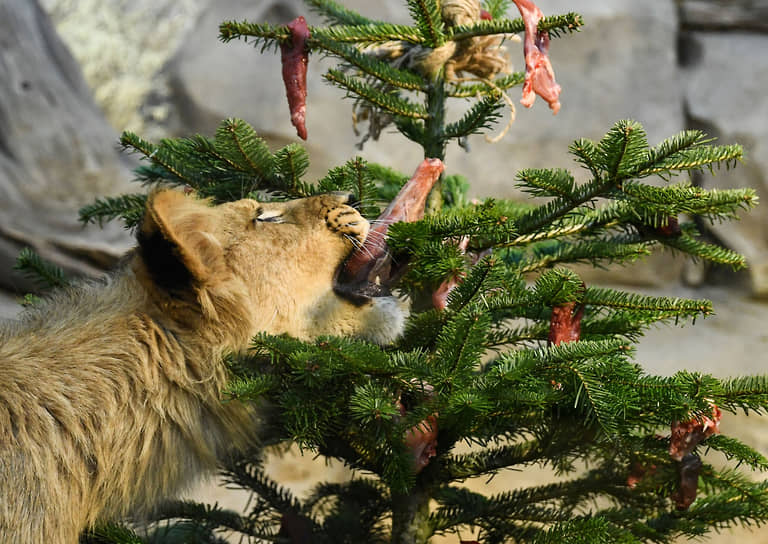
[331,191,360,209]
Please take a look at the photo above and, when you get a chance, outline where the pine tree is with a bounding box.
[57,1,768,543]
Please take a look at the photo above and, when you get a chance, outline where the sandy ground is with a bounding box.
[3,283,768,542]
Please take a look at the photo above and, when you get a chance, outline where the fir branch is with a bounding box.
[215,118,275,179]
[443,92,504,140]
[388,203,518,253]
[579,315,646,343]
[634,129,712,177]
[394,116,427,145]
[447,71,525,98]
[366,161,409,201]
[442,173,471,208]
[715,376,768,415]
[432,308,492,383]
[221,21,427,48]
[366,162,408,185]
[486,321,551,346]
[569,138,602,179]
[449,18,525,40]
[272,143,312,196]
[119,130,157,157]
[518,168,576,200]
[442,257,507,313]
[223,460,305,515]
[660,234,747,269]
[583,288,713,318]
[316,157,380,217]
[349,382,401,430]
[533,268,584,306]
[495,339,633,377]
[325,69,429,119]
[506,221,600,246]
[314,24,425,45]
[705,435,768,472]
[540,12,586,38]
[516,238,652,273]
[146,500,260,538]
[598,119,649,181]
[665,476,768,537]
[79,193,147,229]
[406,0,445,47]
[636,140,743,179]
[494,340,636,436]
[119,131,198,186]
[619,182,756,223]
[698,466,768,500]
[431,486,573,533]
[513,176,616,236]
[305,0,376,25]
[448,12,584,42]
[314,35,427,91]
[190,134,249,179]
[224,374,278,402]
[14,248,68,289]
[531,518,635,544]
[219,20,289,50]
[80,523,146,544]
[442,434,588,480]
[483,0,512,19]
[306,480,391,541]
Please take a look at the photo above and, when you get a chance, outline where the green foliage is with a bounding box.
[444,92,504,140]
[482,0,513,20]
[448,12,584,41]
[220,4,584,158]
[324,69,429,119]
[306,0,375,25]
[79,194,147,229]
[85,119,418,221]
[317,157,381,217]
[314,35,427,91]
[14,247,68,290]
[81,2,768,544]
[178,119,761,544]
[80,523,146,544]
[406,0,445,47]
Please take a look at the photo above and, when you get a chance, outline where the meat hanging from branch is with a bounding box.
[432,236,470,311]
[548,301,584,345]
[512,0,562,114]
[672,453,703,510]
[669,404,722,461]
[400,400,439,472]
[338,158,444,291]
[431,238,493,311]
[280,16,310,140]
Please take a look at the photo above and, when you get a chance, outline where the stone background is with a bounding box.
[2,1,768,542]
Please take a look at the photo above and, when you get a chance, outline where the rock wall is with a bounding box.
[43,0,768,291]
[679,1,768,293]
[0,0,135,292]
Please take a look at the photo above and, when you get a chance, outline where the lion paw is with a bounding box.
[326,206,369,243]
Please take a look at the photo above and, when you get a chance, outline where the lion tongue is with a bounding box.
[337,158,444,299]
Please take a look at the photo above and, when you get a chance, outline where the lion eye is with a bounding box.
[255,210,284,223]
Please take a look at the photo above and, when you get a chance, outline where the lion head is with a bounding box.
[135,190,407,349]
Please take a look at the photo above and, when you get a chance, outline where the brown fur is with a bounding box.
[0,190,407,542]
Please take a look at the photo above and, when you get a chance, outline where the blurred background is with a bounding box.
[2,1,768,541]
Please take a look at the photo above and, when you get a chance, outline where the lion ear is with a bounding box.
[137,189,224,291]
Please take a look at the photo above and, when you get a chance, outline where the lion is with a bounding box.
[0,189,408,543]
